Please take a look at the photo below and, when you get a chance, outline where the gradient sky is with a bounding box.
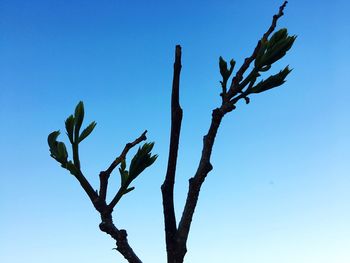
[1,0,349,262]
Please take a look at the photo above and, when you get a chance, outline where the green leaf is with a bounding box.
[48,130,61,160]
[48,130,60,150]
[57,142,68,164]
[250,66,292,94]
[267,28,288,49]
[47,130,70,165]
[78,121,97,143]
[263,35,296,65]
[129,142,157,180]
[74,101,84,140]
[119,160,129,187]
[256,29,296,68]
[65,115,75,143]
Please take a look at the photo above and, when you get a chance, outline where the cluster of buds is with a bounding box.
[251,28,296,94]
[115,143,157,205]
[48,102,96,176]
[48,101,157,206]
[219,28,296,98]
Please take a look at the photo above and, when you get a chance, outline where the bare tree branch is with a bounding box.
[161,45,183,262]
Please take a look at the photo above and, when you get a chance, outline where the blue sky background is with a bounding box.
[1,0,349,262]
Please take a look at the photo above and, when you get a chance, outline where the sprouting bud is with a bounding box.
[263,35,296,66]
[250,66,292,94]
[57,142,68,163]
[78,121,97,143]
[267,28,288,49]
[74,101,85,139]
[129,142,157,180]
[255,39,268,68]
[65,115,75,143]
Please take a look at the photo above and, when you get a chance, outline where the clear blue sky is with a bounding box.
[1,0,349,262]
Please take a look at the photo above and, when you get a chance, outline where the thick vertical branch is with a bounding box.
[161,45,183,261]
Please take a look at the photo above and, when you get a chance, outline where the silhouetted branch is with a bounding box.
[176,107,224,261]
[161,45,183,262]
[75,170,99,204]
[99,213,142,263]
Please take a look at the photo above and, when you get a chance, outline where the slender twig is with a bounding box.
[161,45,183,262]
[227,1,288,99]
[69,139,98,204]
[69,168,99,205]
[99,130,147,202]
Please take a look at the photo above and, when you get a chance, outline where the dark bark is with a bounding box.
[176,108,225,262]
[99,212,142,263]
[161,45,183,262]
